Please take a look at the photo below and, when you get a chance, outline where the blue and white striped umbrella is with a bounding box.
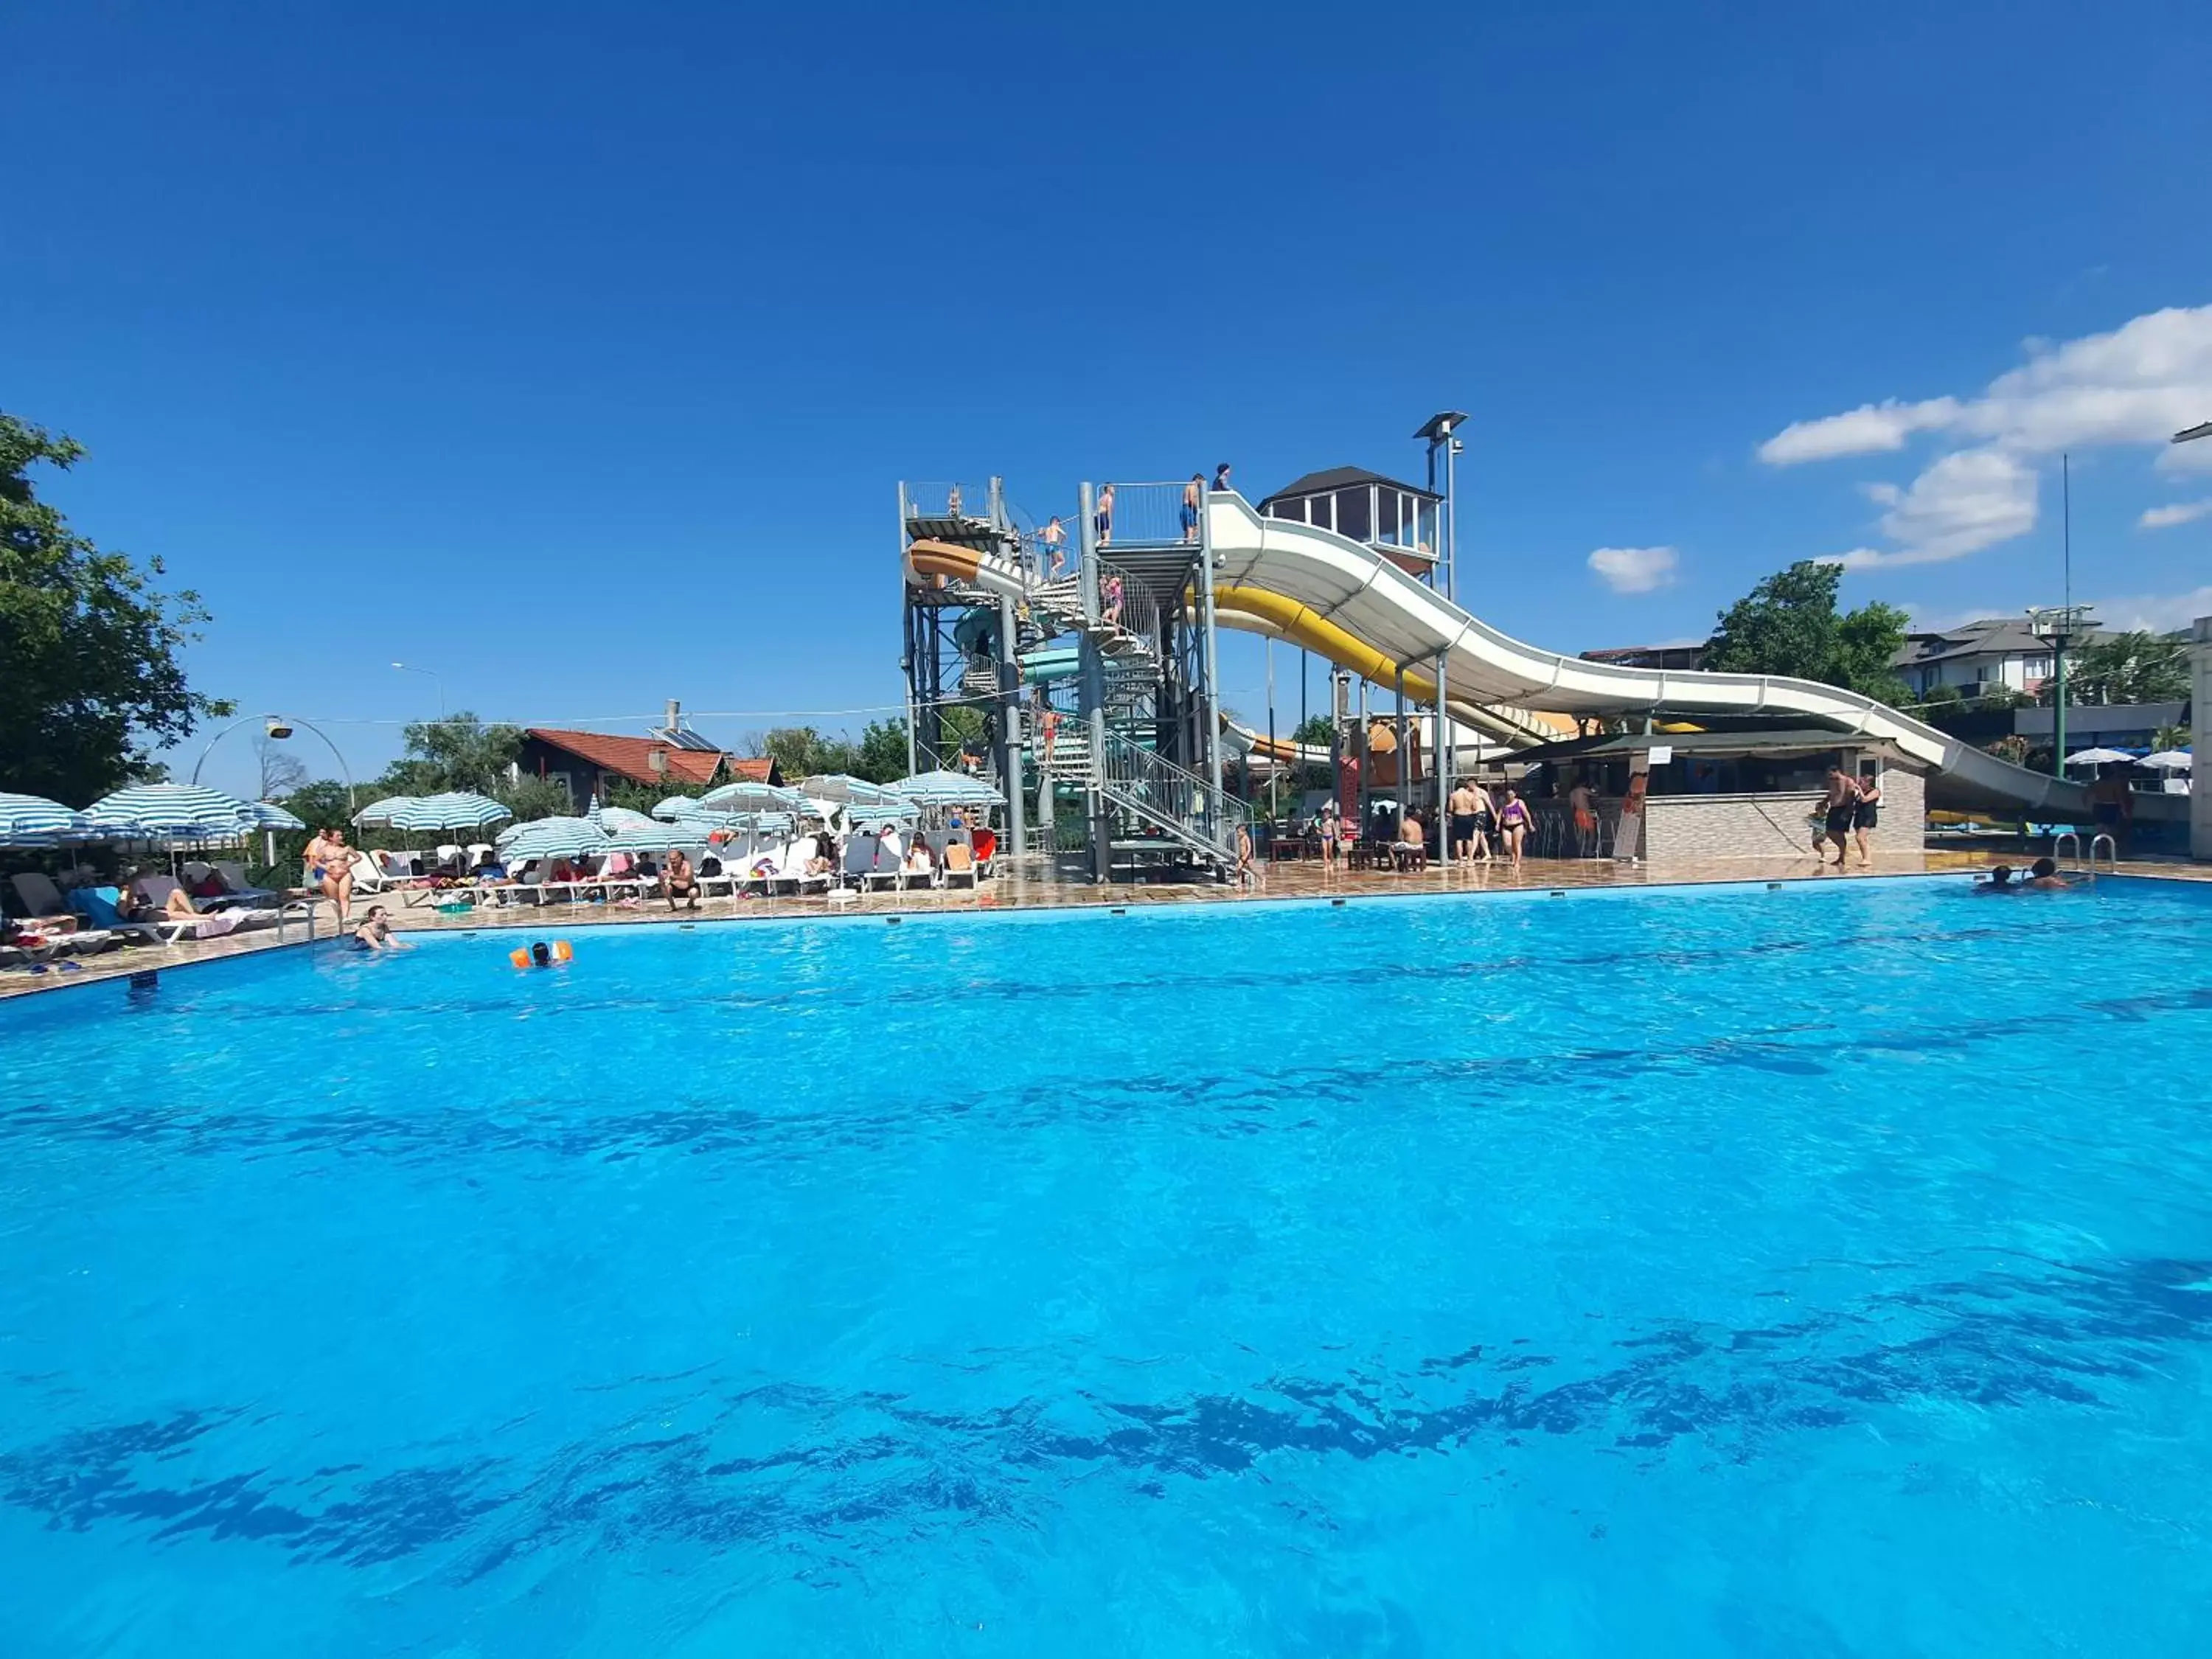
[894,768,1006,808]
[355,792,513,832]
[241,800,306,830]
[494,815,611,860]
[588,802,663,836]
[0,791,95,847]
[798,773,908,810]
[602,822,713,854]
[652,795,708,821]
[85,782,258,838]
[699,779,809,813]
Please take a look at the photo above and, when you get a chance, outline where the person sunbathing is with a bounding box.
[905,840,936,880]
[804,830,836,877]
[661,847,701,911]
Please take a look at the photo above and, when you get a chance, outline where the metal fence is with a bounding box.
[1091,479,1206,551]
[1099,729,1247,856]
[1094,557,1161,644]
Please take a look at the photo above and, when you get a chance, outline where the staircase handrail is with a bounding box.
[1097,729,1248,861]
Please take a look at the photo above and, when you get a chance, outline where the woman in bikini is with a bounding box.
[1496,786,1531,866]
[1851,772,1882,869]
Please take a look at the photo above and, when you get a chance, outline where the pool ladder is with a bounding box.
[2051,831,2118,875]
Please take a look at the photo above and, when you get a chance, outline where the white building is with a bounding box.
[1893,619,2060,699]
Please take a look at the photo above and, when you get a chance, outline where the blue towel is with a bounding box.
[69,886,128,929]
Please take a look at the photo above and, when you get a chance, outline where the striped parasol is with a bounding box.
[355,792,513,832]
[494,815,611,861]
[84,782,259,838]
[587,801,663,836]
[798,773,908,810]
[698,779,809,813]
[241,800,307,830]
[893,769,1006,808]
[0,792,97,847]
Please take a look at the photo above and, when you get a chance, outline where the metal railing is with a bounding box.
[1091,479,1206,550]
[1097,729,1248,863]
[1094,557,1160,647]
[904,481,995,524]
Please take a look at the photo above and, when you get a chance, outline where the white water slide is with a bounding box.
[1201,495,2132,818]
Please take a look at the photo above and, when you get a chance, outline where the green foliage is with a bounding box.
[2044,630,2191,706]
[378,710,525,796]
[1704,562,1910,706]
[1970,686,2028,712]
[856,718,909,783]
[758,726,861,781]
[751,717,927,785]
[1920,684,1965,709]
[0,413,234,801]
[1983,734,2030,766]
[1292,714,1335,748]
[2152,723,2191,753]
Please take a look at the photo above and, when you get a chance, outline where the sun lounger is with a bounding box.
[13,872,131,950]
[941,841,978,889]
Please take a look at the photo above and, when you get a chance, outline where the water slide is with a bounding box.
[1200,496,2159,818]
[907,526,2168,819]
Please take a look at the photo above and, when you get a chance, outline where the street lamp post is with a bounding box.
[2027,606,2095,779]
[392,661,447,714]
[192,713,356,810]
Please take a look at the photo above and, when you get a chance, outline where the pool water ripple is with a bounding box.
[3,876,2210,1655]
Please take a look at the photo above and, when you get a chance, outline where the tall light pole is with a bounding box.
[392,661,446,714]
[192,713,356,809]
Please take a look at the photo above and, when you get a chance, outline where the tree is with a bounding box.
[0,413,232,801]
[856,717,909,782]
[759,726,862,781]
[1293,714,1335,748]
[2152,723,2191,754]
[378,711,526,796]
[1704,561,1910,706]
[255,734,309,799]
[2048,630,2191,706]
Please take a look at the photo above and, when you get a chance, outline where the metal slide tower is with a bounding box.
[898,477,1245,881]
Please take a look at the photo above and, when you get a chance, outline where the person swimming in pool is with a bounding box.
[352,904,411,950]
[2021,857,2075,891]
[1972,864,2019,893]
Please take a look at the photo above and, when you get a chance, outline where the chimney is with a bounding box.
[664,698,681,734]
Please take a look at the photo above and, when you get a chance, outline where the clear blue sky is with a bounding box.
[7,1,2209,796]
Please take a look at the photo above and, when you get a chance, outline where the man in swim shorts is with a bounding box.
[1448,779,1481,861]
[1820,766,1860,868]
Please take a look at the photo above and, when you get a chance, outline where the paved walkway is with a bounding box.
[4,849,2205,1001]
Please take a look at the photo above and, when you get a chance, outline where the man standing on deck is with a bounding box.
[1820,765,1861,869]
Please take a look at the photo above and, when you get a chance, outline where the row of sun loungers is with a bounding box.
[7,869,305,956]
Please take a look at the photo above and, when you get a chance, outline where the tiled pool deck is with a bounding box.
[4,849,2205,1001]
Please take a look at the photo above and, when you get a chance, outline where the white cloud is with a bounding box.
[2087,584,2212,633]
[1759,302,2212,566]
[1759,397,1961,465]
[2138,498,2212,529]
[1817,448,2039,568]
[1586,545,1679,593]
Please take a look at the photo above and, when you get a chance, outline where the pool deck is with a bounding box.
[5,849,2207,1000]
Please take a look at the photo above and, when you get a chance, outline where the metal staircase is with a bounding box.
[1095,731,1247,873]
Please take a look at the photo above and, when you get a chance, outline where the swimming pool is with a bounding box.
[3,874,2210,1655]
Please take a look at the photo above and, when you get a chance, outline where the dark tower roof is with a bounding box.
[1263,465,1440,504]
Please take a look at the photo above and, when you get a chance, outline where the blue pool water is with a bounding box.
[3,875,2211,1656]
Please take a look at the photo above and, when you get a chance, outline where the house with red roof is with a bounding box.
[515,704,780,807]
